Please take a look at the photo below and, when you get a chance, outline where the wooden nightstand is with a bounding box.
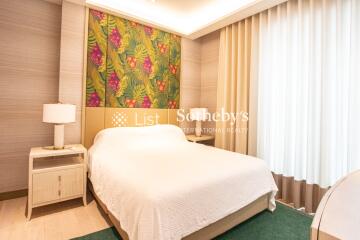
[27,144,87,220]
[186,134,215,144]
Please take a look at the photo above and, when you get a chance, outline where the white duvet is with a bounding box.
[89,125,278,240]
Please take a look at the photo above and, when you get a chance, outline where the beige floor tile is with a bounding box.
[0,193,111,240]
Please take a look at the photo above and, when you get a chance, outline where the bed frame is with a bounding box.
[89,181,269,240]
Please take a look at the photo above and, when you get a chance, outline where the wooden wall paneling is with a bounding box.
[58,0,86,145]
[180,38,202,134]
[0,0,62,192]
[81,8,89,145]
[200,31,220,136]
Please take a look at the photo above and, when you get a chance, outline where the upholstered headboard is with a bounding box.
[82,9,181,148]
[83,107,179,148]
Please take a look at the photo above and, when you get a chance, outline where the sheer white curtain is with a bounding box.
[256,0,360,188]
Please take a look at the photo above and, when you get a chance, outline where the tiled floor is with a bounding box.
[0,192,111,240]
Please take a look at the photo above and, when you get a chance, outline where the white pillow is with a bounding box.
[93,124,186,149]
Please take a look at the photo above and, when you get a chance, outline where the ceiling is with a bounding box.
[85,0,286,39]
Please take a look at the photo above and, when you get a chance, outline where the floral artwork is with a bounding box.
[86,9,108,107]
[86,10,181,109]
[168,34,181,109]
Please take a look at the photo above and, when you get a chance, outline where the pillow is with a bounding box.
[92,124,186,149]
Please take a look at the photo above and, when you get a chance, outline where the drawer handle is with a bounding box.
[58,176,61,181]
[58,190,61,196]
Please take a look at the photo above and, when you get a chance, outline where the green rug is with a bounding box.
[72,203,313,240]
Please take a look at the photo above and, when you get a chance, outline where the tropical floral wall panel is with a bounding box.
[168,36,181,109]
[86,9,181,109]
[87,10,108,107]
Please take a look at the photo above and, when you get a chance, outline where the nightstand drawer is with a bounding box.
[33,171,61,205]
[59,167,84,199]
[32,167,84,205]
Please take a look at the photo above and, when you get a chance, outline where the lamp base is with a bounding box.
[54,124,65,149]
[195,120,202,137]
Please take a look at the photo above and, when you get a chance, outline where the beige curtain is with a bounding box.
[215,16,259,154]
[273,173,329,213]
[215,5,330,213]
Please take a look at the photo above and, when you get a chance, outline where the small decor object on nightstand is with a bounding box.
[43,103,76,150]
[186,134,215,144]
[190,108,208,137]
[27,144,87,220]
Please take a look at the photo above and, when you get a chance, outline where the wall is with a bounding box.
[180,38,202,133]
[0,0,219,193]
[57,4,210,145]
[58,0,86,144]
[200,31,220,135]
[180,32,220,135]
[0,0,62,192]
[62,5,188,141]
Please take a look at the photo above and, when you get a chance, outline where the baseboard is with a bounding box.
[0,189,28,201]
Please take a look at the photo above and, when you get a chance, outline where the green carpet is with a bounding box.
[72,203,313,240]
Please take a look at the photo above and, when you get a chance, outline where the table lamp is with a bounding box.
[190,108,208,137]
[43,103,76,149]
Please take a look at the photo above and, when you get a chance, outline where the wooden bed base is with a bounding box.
[89,181,270,240]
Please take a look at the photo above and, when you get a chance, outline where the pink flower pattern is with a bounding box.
[142,96,151,108]
[144,26,153,36]
[91,43,102,66]
[143,56,153,74]
[91,10,105,20]
[88,92,101,107]
[168,100,177,109]
[108,72,120,92]
[110,28,121,48]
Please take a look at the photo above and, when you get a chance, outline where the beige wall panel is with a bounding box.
[84,107,105,149]
[58,1,86,145]
[180,38,201,108]
[180,38,202,133]
[200,31,220,136]
[0,0,61,193]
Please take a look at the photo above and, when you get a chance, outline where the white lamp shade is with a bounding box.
[43,103,76,124]
[190,108,208,121]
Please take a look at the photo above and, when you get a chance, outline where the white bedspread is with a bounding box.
[89,125,277,240]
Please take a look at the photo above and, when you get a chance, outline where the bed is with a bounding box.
[88,124,278,240]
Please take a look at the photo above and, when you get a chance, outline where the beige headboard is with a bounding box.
[82,107,179,148]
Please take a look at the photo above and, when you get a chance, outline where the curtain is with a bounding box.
[215,17,259,154]
[256,0,360,211]
[216,0,360,212]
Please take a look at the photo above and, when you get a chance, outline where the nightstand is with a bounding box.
[186,134,215,144]
[27,144,87,220]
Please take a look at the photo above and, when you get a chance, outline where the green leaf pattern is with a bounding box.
[86,9,181,109]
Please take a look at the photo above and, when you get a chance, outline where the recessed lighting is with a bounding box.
[86,0,260,37]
